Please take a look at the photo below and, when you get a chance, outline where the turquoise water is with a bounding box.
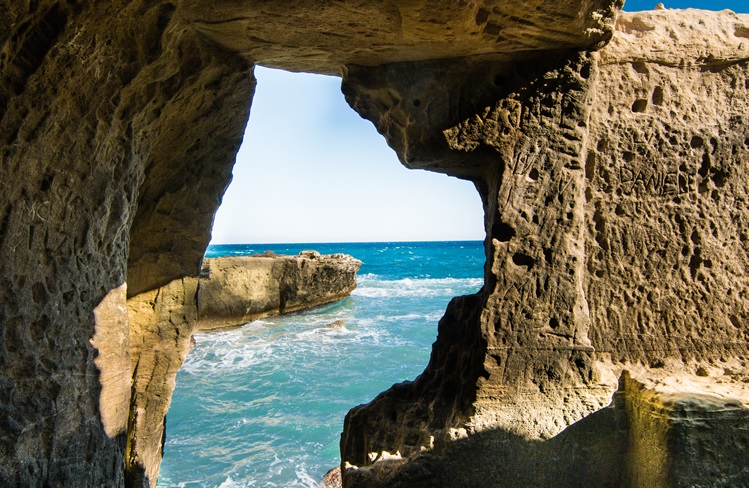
[158,241,485,487]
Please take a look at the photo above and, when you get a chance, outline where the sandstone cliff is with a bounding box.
[197,252,362,330]
[1,1,748,487]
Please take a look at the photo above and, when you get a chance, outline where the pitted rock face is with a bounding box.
[1,1,748,487]
[339,8,749,487]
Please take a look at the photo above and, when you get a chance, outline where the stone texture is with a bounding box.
[126,278,199,487]
[2,1,748,487]
[0,1,252,486]
[197,252,362,330]
[180,0,621,75]
[617,369,749,488]
[339,7,749,486]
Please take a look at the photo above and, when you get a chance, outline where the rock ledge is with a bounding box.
[196,252,362,330]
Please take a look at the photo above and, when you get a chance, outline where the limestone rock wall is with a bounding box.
[0,1,253,486]
[126,278,199,486]
[178,0,621,74]
[339,8,749,486]
[586,9,749,363]
[197,252,362,330]
[2,1,749,487]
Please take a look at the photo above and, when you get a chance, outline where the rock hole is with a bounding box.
[412,99,421,107]
[689,253,703,279]
[512,252,535,269]
[690,135,704,148]
[698,152,711,178]
[543,248,552,264]
[614,205,625,216]
[631,99,648,113]
[566,212,573,220]
[494,222,516,242]
[729,315,742,328]
[632,62,649,74]
[39,173,54,192]
[579,63,591,80]
[652,86,664,105]
[475,7,489,25]
[482,23,500,36]
[32,283,48,304]
[528,168,539,181]
[712,169,728,188]
[735,25,749,39]
[30,315,51,343]
[585,152,596,177]
[549,317,560,329]
[623,151,635,163]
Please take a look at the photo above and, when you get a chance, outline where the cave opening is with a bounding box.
[156,66,486,486]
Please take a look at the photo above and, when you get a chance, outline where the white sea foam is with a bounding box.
[295,466,323,488]
[353,277,483,298]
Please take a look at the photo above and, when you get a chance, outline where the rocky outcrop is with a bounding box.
[339,7,749,487]
[122,251,359,484]
[126,278,198,486]
[1,1,252,486]
[197,252,362,330]
[1,1,748,487]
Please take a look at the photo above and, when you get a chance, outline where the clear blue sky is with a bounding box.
[209,0,747,245]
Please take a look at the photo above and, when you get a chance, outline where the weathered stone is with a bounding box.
[2,1,748,487]
[196,253,362,330]
[617,369,749,488]
[339,8,749,486]
[126,278,199,486]
[180,0,621,75]
[0,1,252,486]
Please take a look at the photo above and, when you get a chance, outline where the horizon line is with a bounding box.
[208,238,485,246]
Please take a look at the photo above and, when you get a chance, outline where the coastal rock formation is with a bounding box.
[1,1,748,487]
[340,7,749,487]
[124,251,359,483]
[197,252,362,330]
[1,1,252,486]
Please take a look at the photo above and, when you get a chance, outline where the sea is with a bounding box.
[157,241,485,488]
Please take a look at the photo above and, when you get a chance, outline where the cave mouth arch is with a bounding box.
[156,66,486,486]
[9,3,748,488]
[209,66,484,245]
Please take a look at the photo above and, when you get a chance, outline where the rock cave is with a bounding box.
[1,1,748,487]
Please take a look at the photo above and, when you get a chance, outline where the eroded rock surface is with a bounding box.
[1,1,252,486]
[339,8,749,487]
[197,252,362,330]
[2,1,748,487]
[180,0,621,74]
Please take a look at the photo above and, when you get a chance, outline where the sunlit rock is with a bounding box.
[197,252,362,330]
[1,1,748,487]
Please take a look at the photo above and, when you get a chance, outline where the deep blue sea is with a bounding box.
[157,241,485,488]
